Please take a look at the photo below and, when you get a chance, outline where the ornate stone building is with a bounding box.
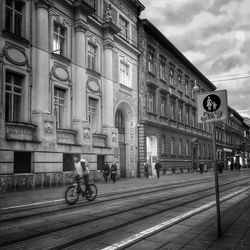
[0,0,144,189]
[215,107,250,168]
[138,19,217,176]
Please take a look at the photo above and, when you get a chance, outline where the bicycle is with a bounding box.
[65,175,97,205]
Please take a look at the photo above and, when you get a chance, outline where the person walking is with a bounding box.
[102,161,110,183]
[110,161,118,183]
[144,162,149,179]
[199,162,204,174]
[155,161,161,179]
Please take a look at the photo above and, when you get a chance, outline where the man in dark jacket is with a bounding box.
[155,161,161,179]
[110,161,118,183]
[102,161,110,183]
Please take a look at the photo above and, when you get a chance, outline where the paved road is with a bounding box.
[0,170,250,249]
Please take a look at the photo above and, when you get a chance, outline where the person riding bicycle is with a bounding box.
[73,155,91,195]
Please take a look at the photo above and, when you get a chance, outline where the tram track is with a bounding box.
[1,175,249,248]
[0,174,246,223]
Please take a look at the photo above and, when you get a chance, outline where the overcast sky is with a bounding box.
[140,0,250,118]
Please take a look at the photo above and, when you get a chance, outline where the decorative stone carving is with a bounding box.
[112,132,117,143]
[52,64,70,82]
[87,79,100,93]
[3,44,31,71]
[83,127,90,138]
[104,2,113,22]
[5,122,36,141]
[44,121,53,133]
[57,129,77,144]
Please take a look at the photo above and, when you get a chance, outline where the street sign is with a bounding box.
[197,90,228,123]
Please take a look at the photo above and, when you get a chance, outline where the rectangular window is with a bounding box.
[185,78,189,95]
[192,112,195,127]
[191,81,195,99]
[147,48,155,74]
[170,101,175,120]
[119,15,129,40]
[5,0,23,36]
[171,137,174,155]
[160,97,166,117]
[169,64,174,86]
[63,154,74,172]
[177,71,182,89]
[159,57,166,81]
[120,61,130,87]
[178,104,183,123]
[54,87,66,128]
[53,23,66,56]
[186,140,189,156]
[5,71,23,122]
[148,92,154,113]
[161,136,165,155]
[186,108,190,125]
[88,43,97,71]
[14,151,31,173]
[89,98,98,132]
[179,139,182,155]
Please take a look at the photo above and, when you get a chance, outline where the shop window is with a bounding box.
[63,154,74,171]
[14,151,31,173]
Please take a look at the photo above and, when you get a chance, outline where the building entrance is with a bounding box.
[115,110,126,177]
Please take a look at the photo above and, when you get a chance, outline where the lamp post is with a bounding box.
[193,82,222,237]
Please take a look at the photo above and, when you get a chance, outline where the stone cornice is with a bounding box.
[74,20,89,33]
[103,22,121,35]
[72,0,95,16]
[35,0,54,9]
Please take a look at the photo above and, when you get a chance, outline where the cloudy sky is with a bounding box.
[140,0,250,118]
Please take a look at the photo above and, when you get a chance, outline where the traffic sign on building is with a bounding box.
[197,90,228,123]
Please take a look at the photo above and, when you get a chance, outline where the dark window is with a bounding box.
[14,151,31,173]
[97,155,105,171]
[63,154,74,171]
[6,0,24,37]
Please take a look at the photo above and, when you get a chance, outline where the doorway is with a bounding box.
[146,136,158,176]
[115,110,126,177]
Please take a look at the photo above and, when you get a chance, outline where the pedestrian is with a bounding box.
[102,161,110,183]
[199,162,204,174]
[144,162,149,179]
[155,161,161,179]
[110,161,118,183]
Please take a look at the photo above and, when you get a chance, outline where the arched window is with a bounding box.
[115,110,125,133]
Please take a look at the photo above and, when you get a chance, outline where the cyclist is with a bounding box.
[73,155,91,195]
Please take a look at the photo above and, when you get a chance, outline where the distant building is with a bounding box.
[0,0,144,190]
[138,19,216,176]
[215,107,250,168]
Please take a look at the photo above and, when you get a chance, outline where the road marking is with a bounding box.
[0,199,65,210]
[101,186,250,250]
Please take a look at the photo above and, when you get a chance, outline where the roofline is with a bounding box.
[140,19,216,91]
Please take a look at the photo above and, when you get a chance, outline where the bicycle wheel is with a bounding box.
[65,185,79,205]
[86,184,97,201]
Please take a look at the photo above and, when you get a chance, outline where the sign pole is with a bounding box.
[212,122,222,237]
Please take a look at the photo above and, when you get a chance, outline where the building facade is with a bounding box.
[215,107,250,168]
[0,0,144,190]
[138,19,217,176]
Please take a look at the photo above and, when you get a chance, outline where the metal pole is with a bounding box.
[212,122,222,237]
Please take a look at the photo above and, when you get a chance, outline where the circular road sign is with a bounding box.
[203,94,221,112]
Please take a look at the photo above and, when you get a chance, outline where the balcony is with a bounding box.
[5,122,37,141]
[92,133,107,148]
[56,129,77,145]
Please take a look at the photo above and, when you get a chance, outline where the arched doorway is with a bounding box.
[146,135,158,176]
[115,110,126,177]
